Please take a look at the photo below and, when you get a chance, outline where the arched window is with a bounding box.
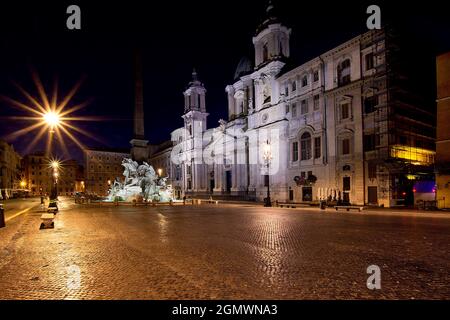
[263,44,269,62]
[337,59,351,86]
[300,132,312,160]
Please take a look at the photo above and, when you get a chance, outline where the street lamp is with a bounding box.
[262,139,272,207]
[48,159,60,212]
[20,181,26,189]
[43,111,61,133]
[51,160,60,170]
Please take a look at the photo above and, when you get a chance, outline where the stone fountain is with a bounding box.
[105,158,173,202]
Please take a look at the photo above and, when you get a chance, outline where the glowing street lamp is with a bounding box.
[20,181,26,189]
[262,140,272,207]
[51,160,60,170]
[48,159,61,212]
[43,111,61,132]
[1,71,100,159]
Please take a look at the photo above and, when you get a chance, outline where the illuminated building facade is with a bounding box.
[83,147,130,196]
[22,152,82,196]
[0,139,22,199]
[169,4,435,207]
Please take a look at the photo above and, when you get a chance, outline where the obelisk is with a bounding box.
[130,48,149,163]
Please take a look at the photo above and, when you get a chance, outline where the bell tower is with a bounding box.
[182,69,208,136]
[181,69,209,193]
[253,1,291,69]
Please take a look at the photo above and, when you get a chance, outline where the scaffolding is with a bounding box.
[362,27,436,206]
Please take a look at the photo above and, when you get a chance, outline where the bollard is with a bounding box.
[0,204,5,228]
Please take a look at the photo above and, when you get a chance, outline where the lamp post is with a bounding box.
[263,140,272,207]
[48,160,60,212]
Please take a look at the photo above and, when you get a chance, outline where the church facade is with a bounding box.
[169,4,435,207]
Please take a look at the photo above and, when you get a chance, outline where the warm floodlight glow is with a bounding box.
[43,111,60,128]
[390,145,435,166]
[20,181,26,188]
[158,168,163,176]
[51,160,60,169]
[0,70,105,158]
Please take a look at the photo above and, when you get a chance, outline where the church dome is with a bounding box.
[234,56,254,80]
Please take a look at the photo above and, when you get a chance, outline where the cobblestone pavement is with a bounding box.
[0,198,449,299]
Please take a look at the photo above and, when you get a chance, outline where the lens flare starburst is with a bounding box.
[1,69,104,158]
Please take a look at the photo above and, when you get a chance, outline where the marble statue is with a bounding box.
[106,158,174,202]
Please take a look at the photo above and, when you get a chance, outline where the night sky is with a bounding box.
[1,0,449,163]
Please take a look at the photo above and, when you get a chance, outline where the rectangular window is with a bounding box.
[313,70,319,82]
[292,81,297,91]
[342,139,350,155]
[285,85,289,97]
[292,103,297,117]
[365,53,374,70]
[313,95,320,110]
[364,95,378,114]
[364,134,379,151]
[292,142,299,162]
[314,137,321,158]
[341,103,350,120]
[285,104,289,114]
[301,100,308,115]
[302,75,308,87]
[368,162,377,179]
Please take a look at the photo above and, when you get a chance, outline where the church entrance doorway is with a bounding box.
[343,176,351,204]
[225,171,232,194]
[302,187,312,202]
[210,179,215,194]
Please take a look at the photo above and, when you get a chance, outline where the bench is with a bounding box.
[335,206,364,212]
[277,202,309,208]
